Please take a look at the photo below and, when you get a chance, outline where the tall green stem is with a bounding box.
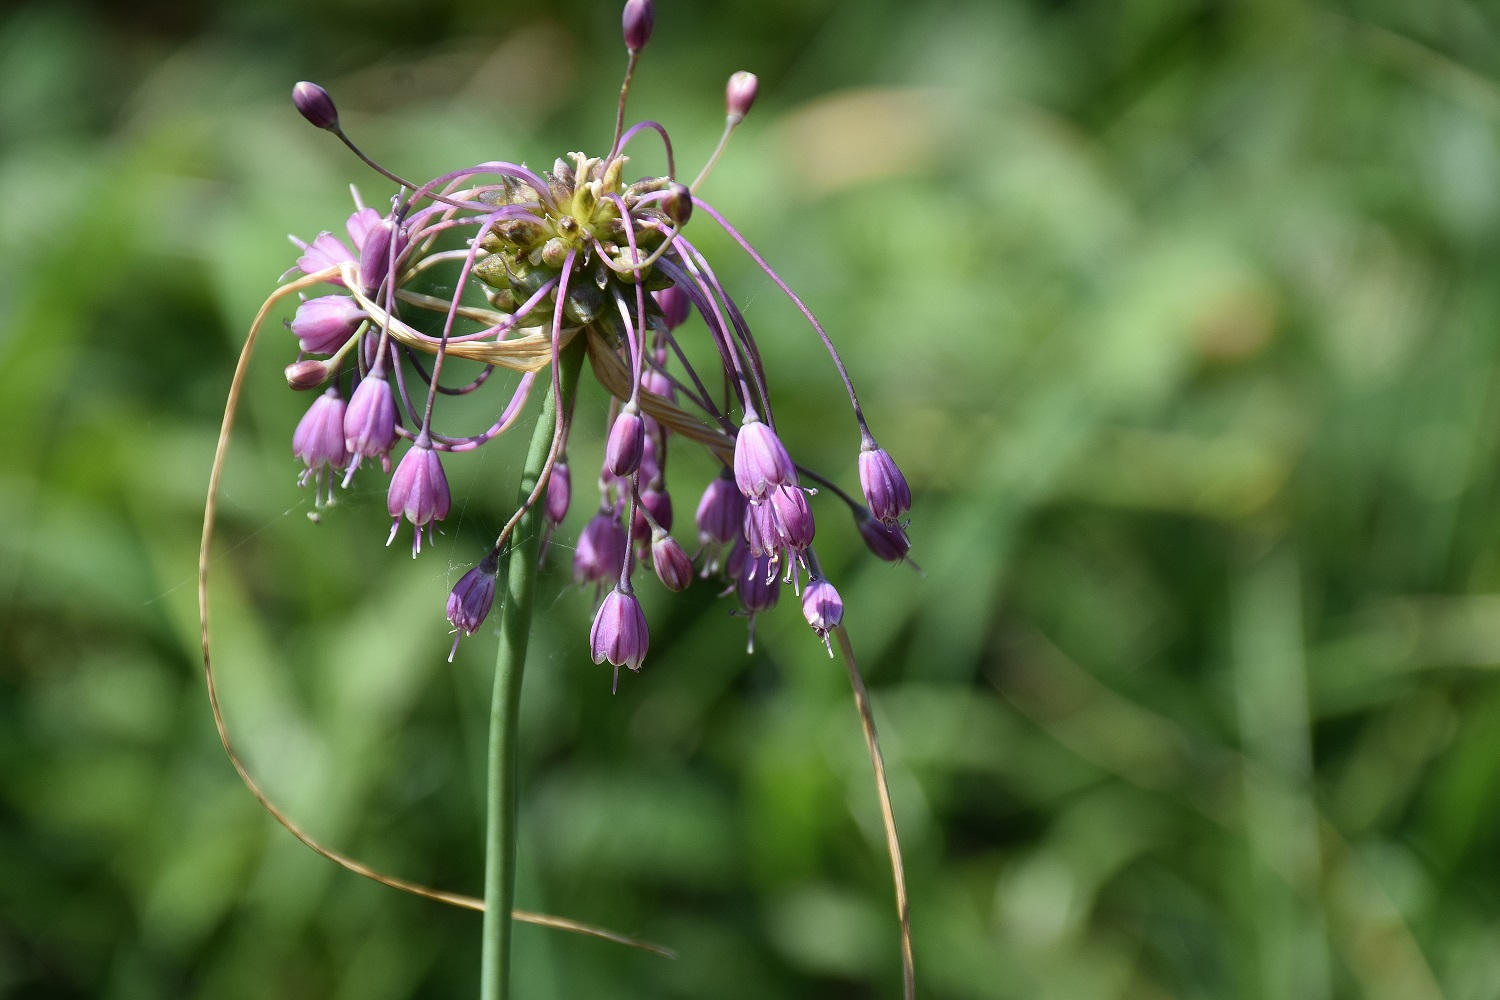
[481,340,585,1000]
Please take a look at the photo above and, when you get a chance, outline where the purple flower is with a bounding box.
[387,437,451,555]
[591,586,650,690]
[801,577,843,655]
[696,472,744,574]
[295,231,356,280]
[292,81,339,130]
[293,389,348,505]
[605,404,646,477]
[343,373,398,480]
[446,552,499,661]
[655,286,690,331]
[769,484,815,551]
[856,509,911,564]
[345,206,382,249]
[290,295,364,355]
[357,216,402,295]
[651,532,694,592]
[859,444,911,525]
[733,416,795,499]
[743,499,777,559]
[574,509,627,586]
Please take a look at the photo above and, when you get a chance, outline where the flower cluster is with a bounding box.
[279,0,912,684]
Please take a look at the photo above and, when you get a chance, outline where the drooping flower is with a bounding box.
[859,442,911,525]
[590,586,649,690]
[446,551,499,661]
[293,388,348,506]
[290,295,364,355]
[387,436,450,556]
[801,577,843,655]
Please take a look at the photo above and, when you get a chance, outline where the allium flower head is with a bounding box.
[264,0,913,676]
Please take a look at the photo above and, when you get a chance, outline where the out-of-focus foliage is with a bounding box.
[6,0,1500,996]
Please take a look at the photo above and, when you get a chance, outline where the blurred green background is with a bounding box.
[6,0,1500,996]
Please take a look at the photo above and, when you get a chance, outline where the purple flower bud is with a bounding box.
[605,404,647,477]
[387,438,450,555]
[285,358,331,391]
[546,461,572,527]
[655,286,691,331]
[856,509,911,563]
[737,551,780,618]
[802,577,843,655]
[733,416,795,499]
[345,207,382,251]
[651,532,694,592]
[446,551,499,661]
[632,486,673,543]
[859,444,911,524]
[697,472,745,548]
[293,389,349,493]
[357,217,401,294]
[343,374,398,469]
[292,81,339,130]
[591,587,650,684]
[726,71,758,124]
[622,0,654,52]
[662,182,692,228]
[290,294,364,355]
[574,509,628,585]
[296,231,356,279]
[770,485,815,550]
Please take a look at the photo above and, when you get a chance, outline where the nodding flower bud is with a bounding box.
[655,285,691,331]
[290,294,364,355]
[622,0,654,52]
[662,182,693,228]
[387,438,450,555]
[801,577,844,655]
[546,461,572,526]
[591,587,650,686]
[856,508,911,564]
[858,443,911,525]
[343,374,398,466]
[285,358,331,391]
[733,415,796,499]
[651,532,694,592]
[574,509,628,585]
[292,81,339,130]
[725,71,758,125]
[293,389,349,485]
[446,552,499,661]
[605,404,647,477]
[769,485,815,551]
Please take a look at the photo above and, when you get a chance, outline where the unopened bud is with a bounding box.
[726,71,758,125]
[292,82,339,130]
[285,359,331,390]
[662,182,692,228]
[623,0,655,52]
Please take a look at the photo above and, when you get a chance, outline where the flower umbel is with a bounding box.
[268,3,914,672]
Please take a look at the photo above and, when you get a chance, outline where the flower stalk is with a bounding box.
[481,337,586,1000]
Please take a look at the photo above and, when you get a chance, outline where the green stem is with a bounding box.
[480,339,585,1000]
